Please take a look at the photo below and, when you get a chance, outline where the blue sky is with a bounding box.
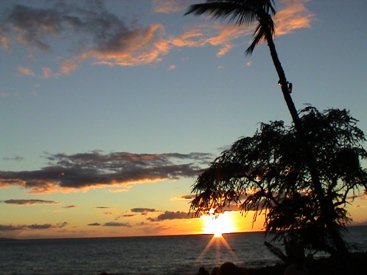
[1,0,367,238]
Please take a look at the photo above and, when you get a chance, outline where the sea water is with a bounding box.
[0,226,366,275]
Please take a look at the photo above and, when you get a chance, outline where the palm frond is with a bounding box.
[185,2,258,25]
[246,23,265,55]
[186,0,276,54]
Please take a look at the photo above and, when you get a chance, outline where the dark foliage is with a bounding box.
[191,107,367,255]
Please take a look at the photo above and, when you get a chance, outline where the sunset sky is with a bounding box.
[1,0,367,239]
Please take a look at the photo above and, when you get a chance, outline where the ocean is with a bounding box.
[1,226,366,275]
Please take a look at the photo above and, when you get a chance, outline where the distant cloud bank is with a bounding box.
[0,222,67,232]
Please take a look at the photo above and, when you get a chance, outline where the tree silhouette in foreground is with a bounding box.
[186,0,352,256]
[191,106,367,258]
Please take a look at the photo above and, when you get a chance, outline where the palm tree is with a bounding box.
[185,0,348,257]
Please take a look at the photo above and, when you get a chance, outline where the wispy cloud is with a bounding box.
[87,222,101,226]
[0,2,170,73]
[152,0,192,14]
[17,66,35,76]
[63,205,76,209]
[104,221,130,227]
[148,211,192,222]
[0,222,67,231]
[274,0,314,36]
[169,23,248,57]
[0,0,313,75]
[173,0,313,56]
[172,194,195,201]
[0,151,211,193]
[131,208,157,213]
[2,199,59,205]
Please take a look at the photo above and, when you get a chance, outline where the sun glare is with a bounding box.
[201,210,237,237]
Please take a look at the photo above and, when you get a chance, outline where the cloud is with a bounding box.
[0,151,210,193]
[104,221,130,227]
[57,222,68,228]
[87,222,101,226]
[0,222,67,231]
[152,0,190,14]
[4,4,66,51]
[161,0,313,58]
[0,0,313,75]
[131,208,156,213]
[0,32,9,49]
[2,199,59,205]
[169,23,248,57]
[148,211,192,222]
[173,194,195,201]
[274,0,314,36]
[95,206,111,209]
[0,2,171,72]
[63,205,76,209]
[86,23,170,67]
[17,66,35,76]
[168,64,176,71]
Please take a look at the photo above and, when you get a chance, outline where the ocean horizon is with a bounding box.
[1,226,366,275]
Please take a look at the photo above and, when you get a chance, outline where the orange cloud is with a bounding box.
[0,34,9,49]
[152,0,188,14]
[274,0,314,36]
[170,0,313,57]
[170,23,250,57]
[17,66,35,76]
[0,0,314,75]
[85,24,169,67]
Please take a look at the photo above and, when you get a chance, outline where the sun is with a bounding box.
[201,210,237,237]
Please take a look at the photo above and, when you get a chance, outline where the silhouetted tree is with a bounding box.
[185,0,350,256]
[191,107,367,257]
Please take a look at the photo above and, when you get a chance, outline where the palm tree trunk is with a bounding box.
[264,29,348,257]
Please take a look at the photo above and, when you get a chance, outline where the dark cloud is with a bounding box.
[88,222,101,226]
[57,222,68,228]
[131,208,156,213]
[0,225,23,231]
[0,1,171,69]
[148,211,192,222]
[0,2,130,50]
[63,205,76,208]
[0,1,314,72]
[104,221,130,227]
[0,151,211,193]
[179,195,195,201]
[95,206,111,209]
[2,199,59,205]
[0,222,67,231]
[27,224,53,230]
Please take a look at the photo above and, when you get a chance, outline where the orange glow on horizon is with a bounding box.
[201,210,237,236]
